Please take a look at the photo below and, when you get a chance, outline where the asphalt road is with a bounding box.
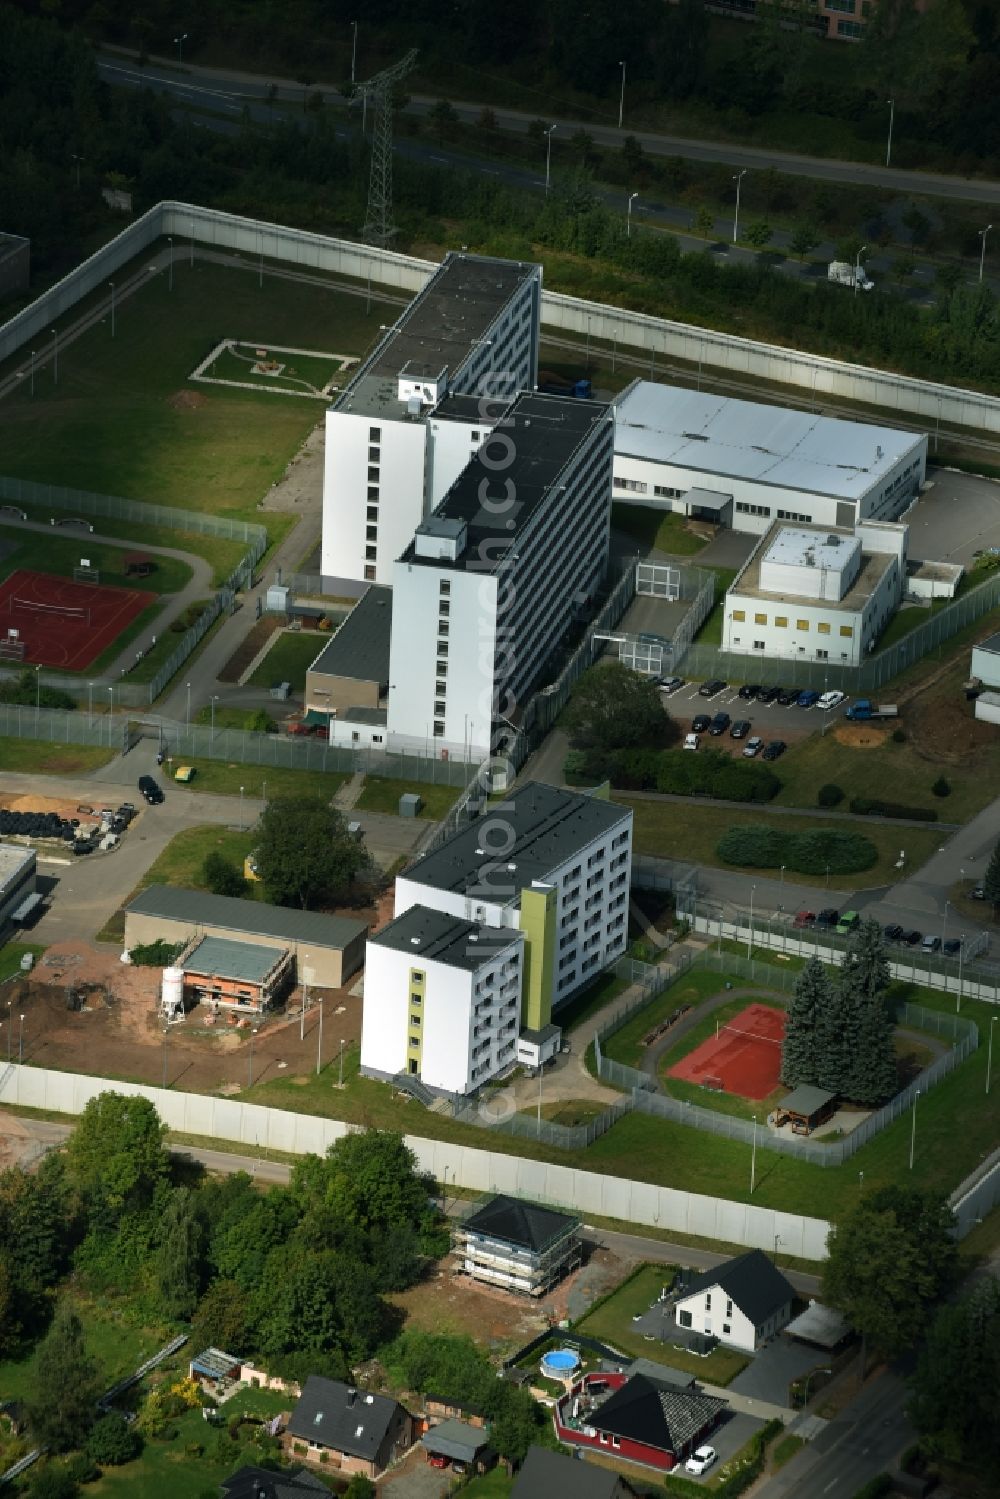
[757,1368,913,1499]
[97,50,1000,208]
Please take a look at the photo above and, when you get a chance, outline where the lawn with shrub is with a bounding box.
[567,746,780,802]
[611,502,709,558]
[716,823,878,876]
[601,969,738,1068]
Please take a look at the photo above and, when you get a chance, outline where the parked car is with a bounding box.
[427,1454,450,1470]
[971,885,986,900]
[742,736,763,758]
[685,1447,718,1477]
[692,713,711,733]
[709,712,731,735]
[137,775,164,805]
[903,929,923,946]
[793,910,816,929]
[761,739,787,760]
[883,923,904,942]
[683,732,700,752]
[757,685,781,703]
[730,719,751,739]
[921,934,942,954]
[818,690,846,711]
[738,683,761,701]
[777,687,800,705]
[698,678,727,698]
[943,938,962,957]
[816,908,840,927]
[660,677,685,694]
[836,910,860,935]
[796,689,820,708]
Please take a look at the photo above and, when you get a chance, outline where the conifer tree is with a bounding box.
[841,917,891,1009]
[781,956,830,1087]
[846,993,899,1105]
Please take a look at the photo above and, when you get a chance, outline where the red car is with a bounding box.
[793,910,816,929]
[427,1454,449,1469]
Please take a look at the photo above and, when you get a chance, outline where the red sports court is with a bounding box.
[668,1002,786,1101]
[0,569,155,672]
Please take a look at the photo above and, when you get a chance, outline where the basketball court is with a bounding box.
[668,1002,786,1100]
[0,568,155,671]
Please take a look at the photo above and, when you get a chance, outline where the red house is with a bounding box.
[554,1372,726,1473]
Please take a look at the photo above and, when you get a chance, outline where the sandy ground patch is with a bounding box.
[831,723,891,749]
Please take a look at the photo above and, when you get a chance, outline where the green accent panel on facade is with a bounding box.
[519,885,556,1032]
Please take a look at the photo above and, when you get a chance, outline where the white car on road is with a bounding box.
[683,732,700,751]
[818,690,846,711]
[685,1445,718,1476]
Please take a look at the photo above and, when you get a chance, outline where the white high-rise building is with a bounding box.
[321,252,541,590]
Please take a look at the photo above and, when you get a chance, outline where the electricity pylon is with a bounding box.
[355,48,418,248]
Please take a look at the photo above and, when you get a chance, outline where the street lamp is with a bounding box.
[339,1036,346,1087]
[316,994,324,1076]
[168,237,174,292]
[885,97,894,168]
[107,686,114,746]
[248,1027,258,1089]
[175,32,188,65]
[750,1113,758,1195]
[747,883,757,960]
[50,328,58,384]
[300,955,309,1041]
[618,61,626,130]
[5,1000,10,1062]
[71,153,84,190]
[29,349,35,397]
[627,192,639,239]
[351,20,358,84]
[780,864,785,884]
[239,785,245,832]
[909,1089,920,1170]
[957,935,965,1013]
[732,169,747,245]
[942,900,950,952]
[987,1016,998,1095]
[210,694,219,737]
[859,1169,864,1191]
[979,224,992,283]
[544,124,557,195]
[186,680,192,725]
[18,1014,24,1064]
[162,1024,169,1088]
[854,243,868,297]
[108,281,116,337]
[35,664,41,723]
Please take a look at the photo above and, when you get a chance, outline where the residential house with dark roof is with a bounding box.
[283,1377,413,1479]
[452,1194,582,1296]
[219,1465,329,1499]
[512,1445,640,1497]
[553,1371,725,1473]
[674,1250,796,1353]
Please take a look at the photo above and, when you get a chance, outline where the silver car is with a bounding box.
[742,735,763,758]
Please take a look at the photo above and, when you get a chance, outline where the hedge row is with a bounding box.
[850,797,938,822]
[664,1418,785,1499]
[716,825,878,875]
[564,748,780,803]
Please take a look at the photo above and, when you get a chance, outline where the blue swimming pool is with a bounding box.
[540,1347,582,1379]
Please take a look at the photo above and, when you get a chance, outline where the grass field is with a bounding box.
[0,737,115,774]
[201,342,344,396]
[0,1289,173,1402]
[574,1265,750,1385]
[0,255,397,526]
[97,824,259,942]
[163,759,349,800]
[0,941,45,982]
[617,795,943,886]
[602,970,744,1068]
[464,1471,514,1498]
[693,567,739,645]
[611,502,709,558]
[247,629,327,690]
[353,776,461,819]
[0,524,193,597]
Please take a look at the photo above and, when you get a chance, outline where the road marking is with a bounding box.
[823,1481,838,1493]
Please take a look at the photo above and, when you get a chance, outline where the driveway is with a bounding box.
[679,1412,766,1483]
[729,1337,830,1408]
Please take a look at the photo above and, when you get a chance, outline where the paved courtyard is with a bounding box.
[729,1336,830,1407]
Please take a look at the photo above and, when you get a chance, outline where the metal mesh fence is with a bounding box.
[532,562,637,736]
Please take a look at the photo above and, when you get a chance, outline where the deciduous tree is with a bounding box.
[64,1093,168,1222]
[563,663,670,753]
[155,1187,203,1320]
[255,795,368,909]
[909,1278,1000,1464]
[27,1306,102,1453]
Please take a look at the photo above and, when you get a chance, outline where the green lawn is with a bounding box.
[692,568,738,645]
[0,1289,174,1402]
[353,776,461,820]
[617,795,944,887]
[96,824,258,942]
[0,524,193,596]
[0,737,115,774]
[163,759,350,801]
[575,1265,750,1385]
[194,704,275,732]
[204,343,343,396]
[247,630,327,690]
[603,969,739,1068]
[464,1470,514,1498]
[771,1434,806,1470]
[0,508,250,590]
[85,1406,264,1499]
[555,971,632,1034]
[611,502,709,557]
[0,255,397,525]
[0,941,45,982]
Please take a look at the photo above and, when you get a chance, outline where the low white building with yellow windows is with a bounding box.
[722,520,908,668]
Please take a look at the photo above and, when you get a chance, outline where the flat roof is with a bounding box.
[421,1418,489,1460]
[730,521,896,612]
[183,935,285,985]
[430,392,492,425]
[308,585,392,685]
[399,392,610,575]
[403,781,630,901]
[780,1083,837,1117]
[786,1302,851,1349]
[334,252,537,420]
[614,381,923,500]
[370,905,521,971]
[975,631,1000,655]
[127,885,367,951]
[342,705,388,725]
[763,527,860,572]
[0,844,35,889]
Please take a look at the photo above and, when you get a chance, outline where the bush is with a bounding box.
[817,783,844,807]
[654,749,780,802]
[891,727,906,743]
[27,1469,80,1499]
[849,1478,893,1499]
[63,1455,98,1484]
[202,850,248,897]
[716,825,877,875]
[128,939,184,967]
[0,669,76,711]
[849,798,937,822]
[86,1412,142,1467]
[932,776,951,798]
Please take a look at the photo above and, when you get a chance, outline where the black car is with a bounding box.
[761,739,786,760]
[903,929,923,946]
[738,684,761,701]
[816,908,840,927]
[943,938,962,957]
[698,678,727,698]
[692,713,711,733]
[709,712,731,735]
[777,687,800,706]
[730,719,751,739]
[883,923,904,942]
[757,685,781,703]
[138,775,164,805]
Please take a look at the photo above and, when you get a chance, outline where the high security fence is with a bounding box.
[529,562,637,738]
[950,1147,1000,1237]
[4,201,1000,435]
[591,951,978,1169]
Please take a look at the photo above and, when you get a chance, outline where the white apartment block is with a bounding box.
[321,252,541,590]
[385,391,614,761]
[361,905,524,1095]
[722,519,908,667]
[613,381,927,538]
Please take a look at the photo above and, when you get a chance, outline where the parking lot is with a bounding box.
[905,467,1000,566]
[662,679,852,741]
